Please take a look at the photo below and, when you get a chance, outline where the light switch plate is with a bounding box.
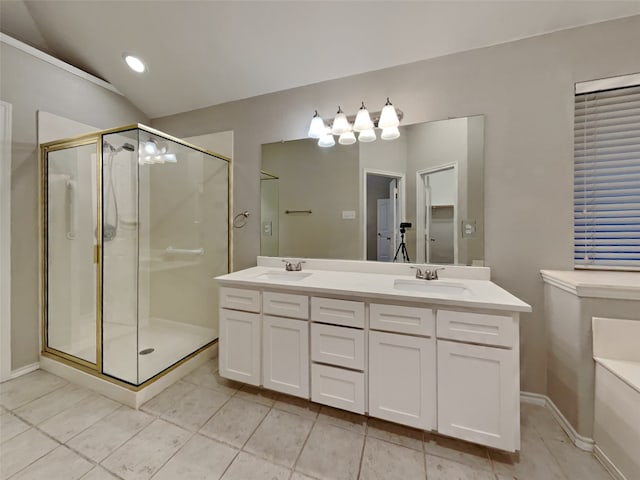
[342,210,356,220]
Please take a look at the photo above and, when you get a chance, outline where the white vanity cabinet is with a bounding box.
[219,288,262,385]
[368,304,437,430]
[217,263,530,453]
[310,297,366,414]
[262,291,309,398]
[436,309,520,451]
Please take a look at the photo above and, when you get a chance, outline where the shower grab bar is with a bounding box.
[285,209,312,214]
[164,246,205,256]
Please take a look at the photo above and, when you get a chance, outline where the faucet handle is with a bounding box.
[431,267,445,280]
[409,266,425,279]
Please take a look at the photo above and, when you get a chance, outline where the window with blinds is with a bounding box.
[574,84,640,270]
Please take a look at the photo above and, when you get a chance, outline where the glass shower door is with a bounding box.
[45,140,101,368]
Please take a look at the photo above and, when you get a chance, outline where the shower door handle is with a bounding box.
[93,245,101,264]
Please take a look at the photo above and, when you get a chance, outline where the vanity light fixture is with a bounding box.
[339,131,357,145]
[139,138,177,164]
[353,102,374,132]
[308,110,326,139]
[331,106,351,135]
[123,54,146,73]
[318,129,336,147]
[381,126,400,140]
[307,98,402,147]
[378,97,400,128]
[358,128,376,143]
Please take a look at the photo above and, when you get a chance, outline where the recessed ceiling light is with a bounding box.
[123,54,146,73]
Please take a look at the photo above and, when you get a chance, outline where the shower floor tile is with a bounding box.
[0,368,615,480]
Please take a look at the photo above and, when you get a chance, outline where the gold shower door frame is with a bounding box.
[40,123,233,390]
[40,134,103,372]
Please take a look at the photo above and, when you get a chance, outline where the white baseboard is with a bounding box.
[520,391,594,452]
[9,362,40,379]
[594,445,628,480]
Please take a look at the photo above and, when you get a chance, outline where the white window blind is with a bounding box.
[574,84,640,269]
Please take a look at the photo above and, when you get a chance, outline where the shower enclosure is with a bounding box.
[41,124,230,387]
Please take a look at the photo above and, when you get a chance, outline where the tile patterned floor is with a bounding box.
[0,362,614,480]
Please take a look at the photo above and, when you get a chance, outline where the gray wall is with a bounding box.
[0,42,147,370]
[262,139,360,259]
[152,16,640,394]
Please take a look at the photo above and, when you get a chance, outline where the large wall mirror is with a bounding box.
[260,115,484,265]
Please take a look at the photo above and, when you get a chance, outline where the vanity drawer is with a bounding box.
[311,364,365,414]
[437,310,516,348]
[311,323,365,370]
[311,297,365,328]
[220,287,261,313]
[370,304,435,337]
[263,291,309,319]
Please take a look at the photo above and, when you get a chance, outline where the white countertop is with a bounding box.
[216,266,532,313]
[540,269,640,300]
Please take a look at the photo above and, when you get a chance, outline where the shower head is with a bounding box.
[103,141,136,153]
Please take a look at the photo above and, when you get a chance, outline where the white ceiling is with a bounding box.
[2,1,640,118]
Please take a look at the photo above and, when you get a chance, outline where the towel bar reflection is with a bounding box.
[285,210,312,214]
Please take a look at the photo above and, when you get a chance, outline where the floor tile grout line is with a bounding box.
[219,403,278,479]
[0,379,69,412]
[2,411,118,480]
[11,381,95,416]
[356,422,369,480]
[289,411,318,476]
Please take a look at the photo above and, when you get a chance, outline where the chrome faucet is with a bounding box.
[282,259,306,271]
[410,266,445,280]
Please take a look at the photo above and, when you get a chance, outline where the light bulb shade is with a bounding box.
[358,129,376,143]
[381,126,400,140]
[378,99,400,128]
[308,112,326,139]
[142,140,158,155]
[318,133,335,147]
[331,107,351,135]
[338,131,356,145]
[353,104,374,132]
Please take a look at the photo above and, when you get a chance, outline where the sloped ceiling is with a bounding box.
[2,0,640,118]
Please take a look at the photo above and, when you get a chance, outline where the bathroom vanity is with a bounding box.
[216,257,531,452]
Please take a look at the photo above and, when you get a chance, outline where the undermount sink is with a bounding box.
[256,271,312,282]
[393,279,471,296]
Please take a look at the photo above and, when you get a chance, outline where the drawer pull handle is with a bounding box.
[449,320,499,335]
[319,307,356,318]
[228,295,254,302]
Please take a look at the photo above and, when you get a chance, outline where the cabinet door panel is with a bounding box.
[219,309,260,385]
[263,315,309,398]
[369,331,436,430]
[437,340,519,451]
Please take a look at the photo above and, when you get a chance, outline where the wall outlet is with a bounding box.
[262,221,272,236]
[462,219,476,237]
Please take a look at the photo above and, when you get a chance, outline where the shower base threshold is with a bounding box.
[39,341,217,408]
